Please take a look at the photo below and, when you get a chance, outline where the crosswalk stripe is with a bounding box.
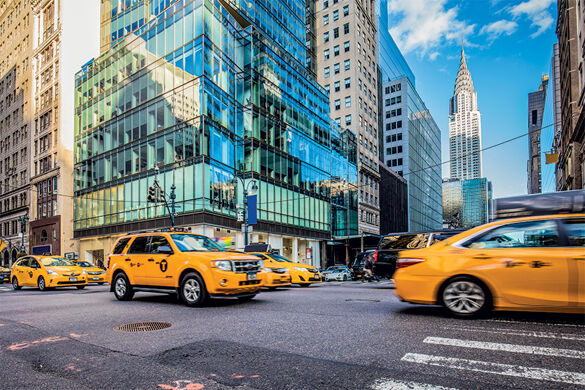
[424,337,585,359]
[440,325,585,341]
[401,353,585,386]
[371,378,457,390]
[486,319,585,328]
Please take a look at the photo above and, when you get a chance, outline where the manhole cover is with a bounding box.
[114,321,172,332]
[345,298,381,302]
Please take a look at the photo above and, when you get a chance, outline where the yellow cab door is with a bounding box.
[560,217,585,310]
[460,219,569,308]
[28,258,43,287]
[14,257,31,286]
[125,236,150,285]
[147,235,176,287]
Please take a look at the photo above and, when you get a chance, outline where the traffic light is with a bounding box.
[147,186,156,203]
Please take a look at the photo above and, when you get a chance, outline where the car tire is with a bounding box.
[299,283,310,287]
[12,277,21,290]
[98,282,105,285]
[237,294,256,302]
[76,285,86,290]
[113,273,134,301]
[267,286,277,291]
[38,276,47,291]
[440,276,491,318]
[179,272,207,307]
[343,275,348,281]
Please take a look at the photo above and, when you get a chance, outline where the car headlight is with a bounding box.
[293,266,306,271]
[82,270,87,274]
[212,260,232,271]
[257,260,264,269]
[46,269,58,276]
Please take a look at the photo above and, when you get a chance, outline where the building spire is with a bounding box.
[454,43,474,96]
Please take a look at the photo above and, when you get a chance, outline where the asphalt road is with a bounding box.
[0,280,584,390]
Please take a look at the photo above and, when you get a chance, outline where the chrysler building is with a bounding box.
[449,46,482,180]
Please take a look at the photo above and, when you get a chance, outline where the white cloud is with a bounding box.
[509,0,555,37]
[388,0,475,56]
[429,52,440,61]
[480,19,518,40]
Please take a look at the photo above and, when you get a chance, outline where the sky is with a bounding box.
[385,0,559,198]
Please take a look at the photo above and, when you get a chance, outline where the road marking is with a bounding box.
[424,337,585,359]
[401,353,585,386]
[486,319,585,328]
[371,378,457,390]
[441,325,585,341]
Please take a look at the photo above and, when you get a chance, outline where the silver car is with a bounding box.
[322,266,352,281]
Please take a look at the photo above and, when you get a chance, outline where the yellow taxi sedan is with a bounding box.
[11,256,88,291]
[394,214,585,317]
[74,261,107,285]
[251,253,292,289]
[251,253,321,287]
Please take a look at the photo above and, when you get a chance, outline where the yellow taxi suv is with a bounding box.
[74,261,107,285]
[106,231,265,307]
[250,252,321,287]
[394,214,585,318]
[251,253,292,289]
[11,256,88,291]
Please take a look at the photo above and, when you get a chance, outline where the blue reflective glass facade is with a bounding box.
[74,0,356,240]
[442,178,491,229]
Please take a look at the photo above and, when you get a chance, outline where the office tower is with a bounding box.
[555,0,585,190]
[74,0,357,266]
[527,75,548,194]
[312,0,381,234]
[442,178,491,229]
[449,46,482,180]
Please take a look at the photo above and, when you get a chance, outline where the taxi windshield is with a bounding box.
[40,257,75,267]
[267,254,293,263]
[75,261,92,267]
[171,234,224,252]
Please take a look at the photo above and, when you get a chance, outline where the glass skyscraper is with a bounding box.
[73,0,356,265]
[442,178,491,229]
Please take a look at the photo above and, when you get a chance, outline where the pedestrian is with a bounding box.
[363,254,374,282]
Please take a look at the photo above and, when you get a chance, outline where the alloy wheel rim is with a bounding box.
[39,278,44,290]
[115,277,127,296]
[183,279,200,302]
[443,281,485,314]
[12,279,17,289]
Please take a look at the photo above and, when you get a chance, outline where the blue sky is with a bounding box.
[386,0,558,198]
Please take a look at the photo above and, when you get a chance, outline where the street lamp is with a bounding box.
[233,176,258,246]
[18,213,28,254]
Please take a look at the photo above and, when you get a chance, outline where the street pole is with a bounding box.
[170,184,176,227]
[18,214,28,254]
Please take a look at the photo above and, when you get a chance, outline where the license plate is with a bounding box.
[93,277,99,280]
[247,272,257,281]
[69,277,77,282]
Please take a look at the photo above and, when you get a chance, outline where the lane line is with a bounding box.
[440,325,585,341]
[424,337,585,359]
[401,353,585,386]
[486,319,585,328]
[371,378,457,390]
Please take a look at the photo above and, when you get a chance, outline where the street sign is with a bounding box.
[247,195,257,225]
[241,225,253,233]
[65,252,79,260]
[237,211,244,222]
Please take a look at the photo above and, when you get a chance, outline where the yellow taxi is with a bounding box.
[11,256,88,291]
[0,266,10,284]
[106,231,264,306]
[250,252,321,287]
[74,260,107,285]
[250,253,292,289]
[394,214,585,317]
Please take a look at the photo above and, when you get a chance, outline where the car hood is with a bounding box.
[46,266,83,274]
[81,266,105,273]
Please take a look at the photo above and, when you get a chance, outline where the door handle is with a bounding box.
[148,258,154,262]
[125,258,131,262]
[473,254,491,260]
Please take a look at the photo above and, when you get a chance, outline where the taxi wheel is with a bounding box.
[76,285,86,290]
[299,283,310,287]
[113,273,134,301]
[97,282,105,285]
[179,272,207,307]
[12,277,21,290]
[441,277,491,318]
[38,276,47,291]
[237,294,256,302]
[343,275,348,281]
[267,287,277,291]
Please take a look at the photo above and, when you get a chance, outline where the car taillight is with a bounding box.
[106,256,111,269]
[396,258,425,269]
[373,250,378,262]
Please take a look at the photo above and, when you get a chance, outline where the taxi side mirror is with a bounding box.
[157,246,173,255]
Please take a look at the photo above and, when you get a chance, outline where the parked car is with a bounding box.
[323,267,352,281]
[247,252,321,287]
[352,230,463,280]
[395,214,585,317]
[73,260,107,285]
[321,265,350,280]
